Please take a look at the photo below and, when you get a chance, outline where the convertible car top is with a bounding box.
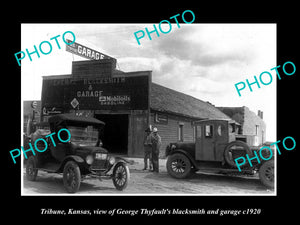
[48,113,105,126]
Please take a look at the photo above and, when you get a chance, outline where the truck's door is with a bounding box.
[195,120,228,161]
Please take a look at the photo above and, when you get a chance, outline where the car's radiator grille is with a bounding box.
[90,159,106,170]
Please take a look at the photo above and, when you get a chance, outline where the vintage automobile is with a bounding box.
[24,113,130,193]
[165,119,274,188]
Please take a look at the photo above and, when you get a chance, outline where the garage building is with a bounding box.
[40,58,234,157]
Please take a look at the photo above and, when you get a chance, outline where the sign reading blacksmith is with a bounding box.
[65,39,116,61]
[41,75,149,112]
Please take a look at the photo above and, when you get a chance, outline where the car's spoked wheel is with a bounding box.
[166,153,191,179]
[172,158,187,173]
[26,156,38,181]
[112,162,130,191]
[63,161,81,193]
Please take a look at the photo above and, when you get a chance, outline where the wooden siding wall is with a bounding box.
[150,111,196,158]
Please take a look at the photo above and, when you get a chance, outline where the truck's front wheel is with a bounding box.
[259,160,274,188]
[167,153,192,179]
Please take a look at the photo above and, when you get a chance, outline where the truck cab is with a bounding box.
[194,119,238,162]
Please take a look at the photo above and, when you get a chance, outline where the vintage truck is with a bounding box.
[165,119,274,188]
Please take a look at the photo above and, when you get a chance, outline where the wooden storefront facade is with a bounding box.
[40,59,231,158]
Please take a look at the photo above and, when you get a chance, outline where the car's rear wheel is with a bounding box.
[26,156,38,181]
[166,153,192,179]
[223,140,252,168]
[112,162,130,191]
[259,160,274,188]
[63,161,81,193]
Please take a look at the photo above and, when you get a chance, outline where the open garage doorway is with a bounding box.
[95,114,128,155]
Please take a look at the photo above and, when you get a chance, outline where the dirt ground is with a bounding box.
[22,157,275,195]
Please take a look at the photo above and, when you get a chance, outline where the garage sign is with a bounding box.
[42,75,149,111]
[65,39,116,61]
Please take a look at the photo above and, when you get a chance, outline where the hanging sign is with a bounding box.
[65,39,116,61]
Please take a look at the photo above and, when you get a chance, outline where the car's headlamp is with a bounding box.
[108,156,115,165]
[86,155,94,165]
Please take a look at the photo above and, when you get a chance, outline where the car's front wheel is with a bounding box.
[112,162,130,191]
[63,161,81,193]
[166,153,192,179]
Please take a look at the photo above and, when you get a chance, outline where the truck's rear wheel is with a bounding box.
[167,153,192,179]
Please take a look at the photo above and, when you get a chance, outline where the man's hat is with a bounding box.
[153,127,158,132]
[145,126,152,132]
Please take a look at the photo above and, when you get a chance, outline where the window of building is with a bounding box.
[205,125,213,138]
[178,124,184,142]
[255,125,259,135]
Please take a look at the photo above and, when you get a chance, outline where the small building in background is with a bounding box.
[217,106,266,146]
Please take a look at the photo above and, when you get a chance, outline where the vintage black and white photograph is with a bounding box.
[20,23,277,196]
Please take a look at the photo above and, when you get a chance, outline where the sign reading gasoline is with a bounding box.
[65,39,116,61]
[41,76,149,113]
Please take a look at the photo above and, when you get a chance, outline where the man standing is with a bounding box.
[143,127,152,171]
[151,127,161,173]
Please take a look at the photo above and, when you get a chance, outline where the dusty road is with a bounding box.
[22,158,274,195]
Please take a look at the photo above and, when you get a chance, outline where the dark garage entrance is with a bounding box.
[95,114,128,155]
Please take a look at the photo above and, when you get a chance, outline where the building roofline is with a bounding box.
[150,108,208,120]
[42,74,72,79]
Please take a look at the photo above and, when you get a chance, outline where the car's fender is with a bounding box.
[58,155,85,172]
[169,149,199,170]
[114,156,134,165]
[105,156,133,173]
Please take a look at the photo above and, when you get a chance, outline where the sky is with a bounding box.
[21,23,276,141]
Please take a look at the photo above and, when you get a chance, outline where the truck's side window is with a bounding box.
[217,125,222,136]
[205,125,213,138]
